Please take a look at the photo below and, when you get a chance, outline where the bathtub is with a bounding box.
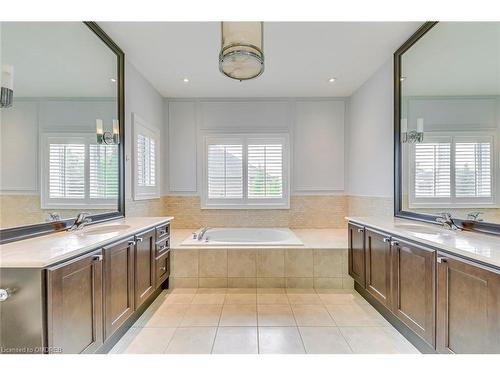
[180,228,304,247]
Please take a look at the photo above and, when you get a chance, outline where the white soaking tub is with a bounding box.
[181,228,304,247]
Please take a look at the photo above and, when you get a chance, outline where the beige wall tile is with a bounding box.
[285,250,313,277]
[314,277,343,289]
[199,249,227,277]
[342,277,355,289]
[257,250,285,277]
[228,250,256,277]
[347,195,393,217]
[172,250,198,277]
[314,250,343,277]
[286,277,314,289]
[198,277,228,288]
[257,277,286,288]
[170,277,198,288]
[228,277,257,288]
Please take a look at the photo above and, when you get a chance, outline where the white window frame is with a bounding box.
[409,130,498,208]
[133,113,161,200]
[40,133,118,209]
[202,133,290,209]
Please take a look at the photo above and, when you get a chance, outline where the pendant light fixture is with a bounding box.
[219,22,264,81]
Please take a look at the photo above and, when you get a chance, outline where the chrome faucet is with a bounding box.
[436,212,461,231]
[466,211,483,222]
[197,227,210,241]
[68,212,92,231]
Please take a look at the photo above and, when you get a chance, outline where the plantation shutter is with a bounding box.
[455,141,492,198]
[89,144,119,199]
[137,134,156,187]
[207,144,243,199]
[49,143,85,199]
[247,143,283,198]
[414,141,451,198]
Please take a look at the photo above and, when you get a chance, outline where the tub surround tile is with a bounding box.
[172,250,198,277]
[170,277,199,288]
[257,249,285,277]
[313,277,343,289]
[199,250,227,277]
[313,250,343,277]
[228,277,257,288]
[198,277,228,288]
[257,277,286,288]
[285,249,313,277]
[286,277,314,289]
[228,250,257,277]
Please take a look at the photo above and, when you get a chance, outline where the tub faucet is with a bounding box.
[68,212,92,231]
[436,212,461,231]
[197,227,210,240]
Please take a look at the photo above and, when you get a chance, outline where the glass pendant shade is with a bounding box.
[219,22,264,81]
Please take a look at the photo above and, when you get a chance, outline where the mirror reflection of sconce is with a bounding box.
[401,118,424,143]
[1,65,14,108]
[96,119,120,145]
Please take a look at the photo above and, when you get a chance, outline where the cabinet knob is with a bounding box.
[128,240,136,246]
[437,257,447,264]
[383,237,391,243]
[357,228,364,233]
[0,288,13,302]
[93,254,103,262]
[160,266,166,271]
[390,240,399,247]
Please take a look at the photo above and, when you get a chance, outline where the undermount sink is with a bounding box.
[82,224,131,235]
[394,223,441,235]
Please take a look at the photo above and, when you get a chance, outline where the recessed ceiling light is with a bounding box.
[110,78,117,83]
[183,78,189,83]
[328,78,336,83]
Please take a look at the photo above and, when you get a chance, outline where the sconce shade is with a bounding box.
[219,22,264,81]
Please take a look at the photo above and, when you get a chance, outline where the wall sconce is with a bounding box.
[96,119,120,145]
[1,65,14,108]
[401,118,424,143]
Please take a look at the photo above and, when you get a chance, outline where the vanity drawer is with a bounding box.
[156,237,170,256]
[155,251,170,286]
[156,223,170,241]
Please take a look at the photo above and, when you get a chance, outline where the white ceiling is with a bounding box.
[100,22,421,98]
[1,22,118,98]
[402,22,500,96]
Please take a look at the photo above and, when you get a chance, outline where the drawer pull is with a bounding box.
[357,228,364,233]
[128,240,136,246]
[93,254,103,262]
[390,240,399,247]
[136,237,143,243]
[160,266,166,271]
[158,230,166,236]
[437,257,447,264]
[0,288,13,302]
[383,237,391,243]
[158,244,167,251]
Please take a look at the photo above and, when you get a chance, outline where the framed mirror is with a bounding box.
[395,22,500,235]
[0,22,125,243]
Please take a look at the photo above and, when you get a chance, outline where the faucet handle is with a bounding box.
[437,212,452,220]
[466,212,483,221]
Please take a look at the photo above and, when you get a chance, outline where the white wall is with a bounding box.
[124,61,166,198]
[346,59,394,198]
[166,98,346,196]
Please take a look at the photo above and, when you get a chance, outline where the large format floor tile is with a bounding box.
[212,327,258,354]
[110,287,419,354]
[258,327,305,354]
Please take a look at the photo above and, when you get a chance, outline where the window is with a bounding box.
[133,114,160,200]
[41,134,118,209]
[203,134,289,209]
[410,132,497,208]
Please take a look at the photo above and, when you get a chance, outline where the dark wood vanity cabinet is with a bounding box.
[134,229,156,308]
[365,228,392,308]
[348,223,366,287]
[103,237,135,339]
[391,238,435,347]
[436,253,500,354]
[46,249,104,354]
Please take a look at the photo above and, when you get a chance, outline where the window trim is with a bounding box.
[40,133,118,209]
[132,113,161,201]
[408,130,498,209]
[201,133,290,209]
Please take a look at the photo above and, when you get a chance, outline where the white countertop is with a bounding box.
[0,217,173,268]
[171,228,347,250]
[347,216,500,269]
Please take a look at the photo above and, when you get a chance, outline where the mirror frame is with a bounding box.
[0,22,125,244]
[394,21,500,236]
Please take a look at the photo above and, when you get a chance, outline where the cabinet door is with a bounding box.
[391,238,435,347]
[103,238,135,339]
[47,250,103,354]
[155,250,170,287]
[437,253,500,353]
[135,229,155,308]
[365,228,392,307]
[348,223,366,287]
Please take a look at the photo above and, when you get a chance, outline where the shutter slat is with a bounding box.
[208,144,243,198]
[248,144,283,199]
